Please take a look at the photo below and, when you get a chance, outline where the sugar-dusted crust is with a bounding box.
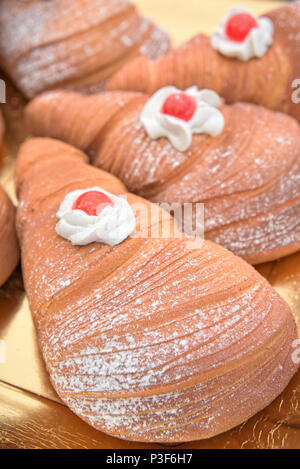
[0,186,19,286]
[107,3,300,122]
[25,90,300,264]
[15,137,299,443]
[0,0,169,98]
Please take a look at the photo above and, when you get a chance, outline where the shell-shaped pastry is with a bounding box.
[107,3,300,123]
[15,138,299,443]
[25,90,300,265]
[0,0,170,98]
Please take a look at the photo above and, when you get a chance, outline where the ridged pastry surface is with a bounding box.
[0,0,169,98]
[107,3,300,122]
[15,138,299,443]
[25,91,300,264]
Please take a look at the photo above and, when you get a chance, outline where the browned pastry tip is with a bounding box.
[0,0,170,99]
[15,137,299,443]
[107,3,300,122]
[25,89,300,265]
[0,186,19,287]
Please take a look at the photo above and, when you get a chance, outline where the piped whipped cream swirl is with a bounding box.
[210,7,274,61]
[141,86,225,151]
[56,187,136,247]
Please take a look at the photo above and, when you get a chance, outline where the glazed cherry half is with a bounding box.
[161,93,197,122]
[73,191,114,216]
[225,13,258,43]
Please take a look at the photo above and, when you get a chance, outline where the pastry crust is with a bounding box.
[0,0,170,98]
[0,109,4,145]
[15,137,299,443]
[0,186,19,286]
[25,90,300,265]
[107,3,300,122]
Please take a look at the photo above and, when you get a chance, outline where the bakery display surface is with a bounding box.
[0,0,300,450]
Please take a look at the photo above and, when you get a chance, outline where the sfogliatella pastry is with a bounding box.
[25,88,300,265]
[15,137,299,443]
[107,3,300,122]
[0,186,19,286]
[0,0,170,99]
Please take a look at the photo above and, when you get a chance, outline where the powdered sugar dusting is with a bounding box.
[27,90,300,263]
[0,0,169,97]
[94,99,300,262]
[17,147,297,442]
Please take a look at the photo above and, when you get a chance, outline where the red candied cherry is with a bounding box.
[73,191,114,216]
[161,93,197,122]
[225,13,258,43]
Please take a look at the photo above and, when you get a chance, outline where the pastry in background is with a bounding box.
[0,0,170,99]
[15,136,299,443]
[107,3,300,122]
[0,186,19,286]
[25,88,300,265]
[0,109,4,145]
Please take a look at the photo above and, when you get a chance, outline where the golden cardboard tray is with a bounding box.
[0,0,299,450]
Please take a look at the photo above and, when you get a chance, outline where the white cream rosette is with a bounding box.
[56,187,136,247]
[140,86,225,152]
[210,7,274,61]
